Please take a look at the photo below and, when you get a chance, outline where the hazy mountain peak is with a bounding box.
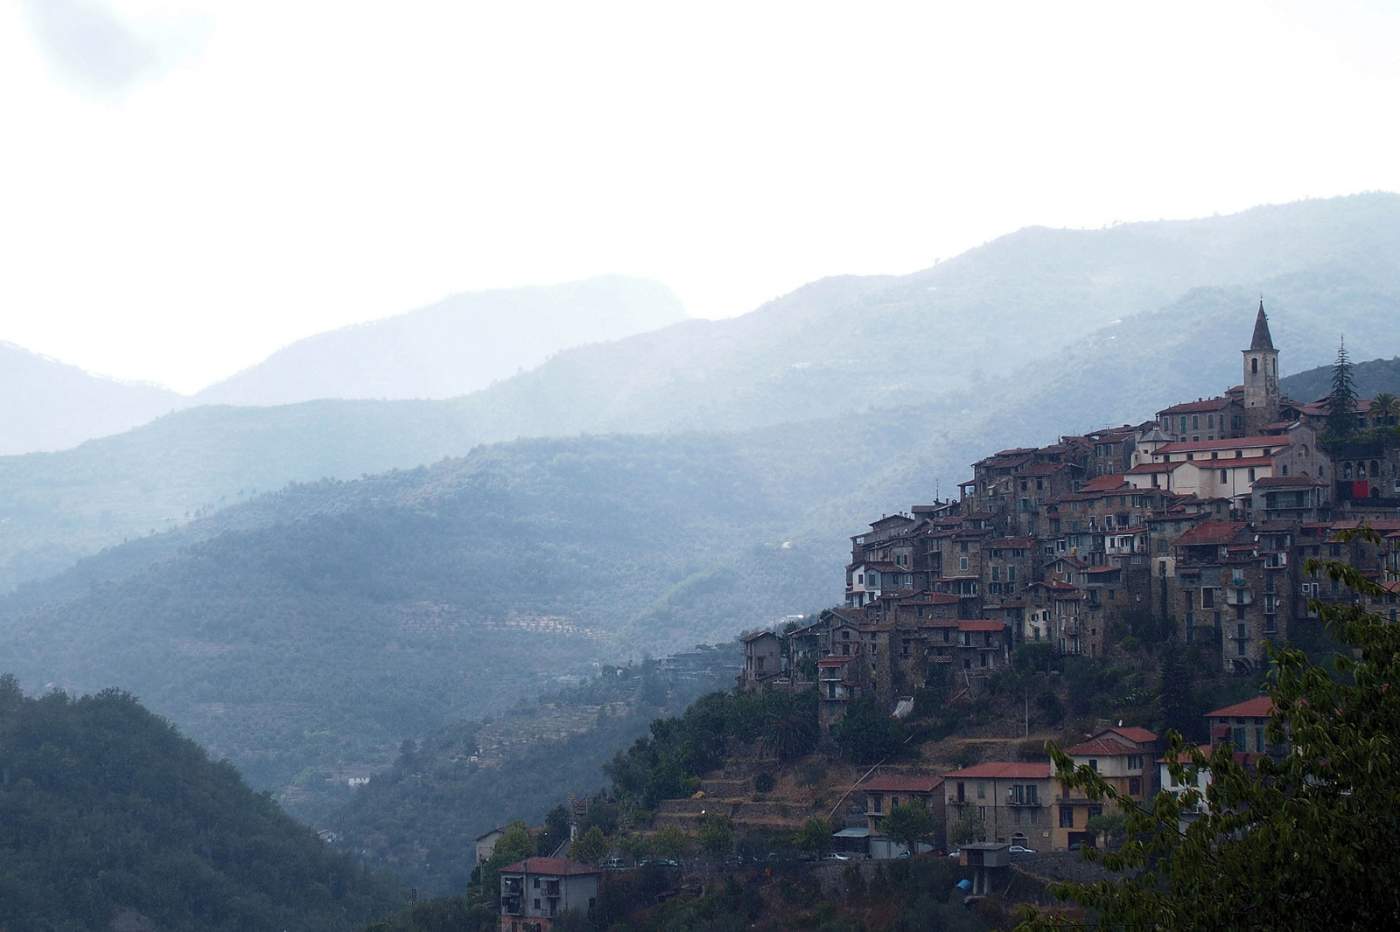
[0,341,183,456]
[193,275,686,407]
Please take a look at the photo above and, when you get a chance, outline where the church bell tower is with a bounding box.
[1242,299,1280,434]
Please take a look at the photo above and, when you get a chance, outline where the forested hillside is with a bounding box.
[0,436,837,809]
[6,196,1400,829]
[329,649,738,893]
[5,195,1400,593]
[1278,355,1400,402]
[0,677,399,931]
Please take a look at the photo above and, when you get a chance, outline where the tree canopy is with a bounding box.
[1020,532,1400,930]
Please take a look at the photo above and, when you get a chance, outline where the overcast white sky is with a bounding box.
[2,0,1398,393]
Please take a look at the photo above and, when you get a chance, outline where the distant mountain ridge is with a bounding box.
[193,275,686,406]
[6,195,1400,819]
[0,276,685,457]
[0,341,182,455]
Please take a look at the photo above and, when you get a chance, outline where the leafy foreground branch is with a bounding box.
[1020,531,1400,930]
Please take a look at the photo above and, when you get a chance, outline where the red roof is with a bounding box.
[1080,474,1128,493]
[1157,397,1233,415]
[500,857,601,877]
[1174,521,1246,548]
[899,592,960,605]
[818,656,854,667]
[861,774,944,794]
[1157,435,1290,455]
[1207,696,1274,718]
[1084,565,1119,575]
[1253,475,1323,488]
[1066,726,1157,757]
[1128,462,1177,474]
[1066,735,1139,757]
[957,620,1006,633]
[944,762,1052,780]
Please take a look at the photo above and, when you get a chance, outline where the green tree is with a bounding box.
[882,802,937,854]
[1083,812,1127,849]
[1326,337,1359,442]
[949,809,984,846]
[1019,533,1400,930]
[1156,640,1195,739]
[793,817,833,857]
[832,696,905,764]
[1374,391,1400,427]
[568,826,608,865]
[698,814,735,858]
[653,824,692,863]
[476,821,534,905]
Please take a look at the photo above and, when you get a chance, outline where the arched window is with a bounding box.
[1251,358,1259,375]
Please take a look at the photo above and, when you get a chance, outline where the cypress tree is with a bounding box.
[1326,337,1358,442]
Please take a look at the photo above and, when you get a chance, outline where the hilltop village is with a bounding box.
[742,304,1399,714]
[481,306,1400,931]
[716,305,1400,855]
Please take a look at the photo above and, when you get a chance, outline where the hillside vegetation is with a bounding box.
[0,677,399,931]
[5,195,1400,592]
[329,649,738,893]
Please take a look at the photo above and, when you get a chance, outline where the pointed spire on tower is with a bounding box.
[1249,299,1275,351]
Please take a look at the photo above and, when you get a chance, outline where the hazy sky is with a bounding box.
[3,0,1398,393]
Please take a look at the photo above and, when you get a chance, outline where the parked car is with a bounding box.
[947,848,962,858]
[821,852,853,861]
[1009,845,1037,855]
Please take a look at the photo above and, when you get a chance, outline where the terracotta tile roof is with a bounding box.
[861,774,944,794]
[1067,727,1158,756]
[1084,565,1119,574]
[1156,435,1290,455]
[1080,474,1129,493]
[1066,735,1138,757]
[818,656,855,667]
[1207,696,1274,718]
[944,762,1052,780]
[1128,462,1177,474]
[1157,397,1233,415]
[1174,521,1246,547]
[898,592,961,605]
[1253,476,1323,488]
[500,857,601,877]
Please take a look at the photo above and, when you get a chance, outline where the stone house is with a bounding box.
[943,762,1054,851]
[499,857,600,931]
[1053,727,1158,850]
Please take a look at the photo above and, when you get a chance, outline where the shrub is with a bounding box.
[754,771,776,793]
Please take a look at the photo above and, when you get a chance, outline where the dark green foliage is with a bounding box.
[1326,338,1361,443]
[1156,640,1196,739]
[1279,354,1400,403]
[832,696,906,764]
[881,802,938,853]
[698,814,736,857]
[0,677,399,931]
[332,656,732,894]
[1022,534,1400,930]
[1034,690,1066,725]
[363,896,495,932]
[568,826,608,865]
[605,689,817,808]
[754,771,776,793]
